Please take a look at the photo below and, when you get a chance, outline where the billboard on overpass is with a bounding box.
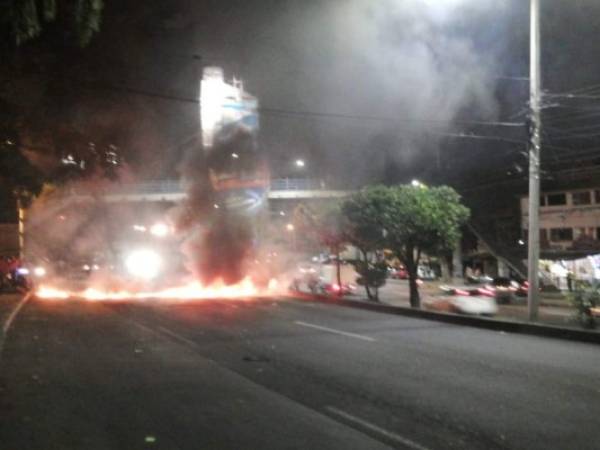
[200,67,268,216]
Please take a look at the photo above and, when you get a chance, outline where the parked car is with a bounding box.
[389,267,408,279]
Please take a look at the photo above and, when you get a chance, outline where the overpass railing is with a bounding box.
[97,178,328,195]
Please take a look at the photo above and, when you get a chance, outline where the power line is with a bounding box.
[83,80,526,128]
[545,122,600,135]
[425,131,526,146]
[544,130,600,141]
[257,107,524,128]
[546,93,600,101]
[553,82,600,96]
[542,107,600,124]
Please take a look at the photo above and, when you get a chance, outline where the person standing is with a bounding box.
[566,270,574,292]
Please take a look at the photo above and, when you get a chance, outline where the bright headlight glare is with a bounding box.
[125,249,162,280]
[33,267,46,277]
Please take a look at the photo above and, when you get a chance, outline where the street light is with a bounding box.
[295,159,305,168]
[286,223,296,251]
[150,222,169,238]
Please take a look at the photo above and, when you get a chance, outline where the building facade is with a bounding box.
[521,188,600,251]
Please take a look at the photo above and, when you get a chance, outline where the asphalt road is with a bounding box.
[1,294,599,450]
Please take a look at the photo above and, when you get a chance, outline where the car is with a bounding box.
[317,280,357,296]
[289,263,320,293]
[389,267,408,279]
[480,277,528,304]
[447,277,526,304]
[426,293,498,316]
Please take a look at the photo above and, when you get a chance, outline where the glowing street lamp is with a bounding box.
[150,223,169,238]
[295,159,305,168]
[286,223,295,232]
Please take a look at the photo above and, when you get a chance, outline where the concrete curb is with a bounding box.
[286,293,600,345]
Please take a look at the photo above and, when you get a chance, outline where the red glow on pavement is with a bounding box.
[35,277,280,302]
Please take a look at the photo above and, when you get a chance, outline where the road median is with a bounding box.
[286,292,600,345]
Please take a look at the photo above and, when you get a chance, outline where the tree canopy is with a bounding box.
[386,184,469,307]
[341,187,389,300]
[345,184,469,307]
[0,99,43,200]
[3,0,104,47]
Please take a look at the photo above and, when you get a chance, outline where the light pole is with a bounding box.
[527,0,541,321]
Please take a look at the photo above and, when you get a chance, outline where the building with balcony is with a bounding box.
[521,188,600,287]
[521,188,600,252]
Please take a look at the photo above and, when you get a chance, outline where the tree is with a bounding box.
[315,206,346,294]
[381,184,469,308]
[0,0,105,219]
[0,99,43,202]
[2,0,104,47]
[341,187,389,301]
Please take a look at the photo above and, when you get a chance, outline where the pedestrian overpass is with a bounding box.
[86,178,351,203]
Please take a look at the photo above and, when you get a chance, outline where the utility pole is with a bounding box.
[195,54,203,149]
[527,0,541,321]
[17,195,25,260]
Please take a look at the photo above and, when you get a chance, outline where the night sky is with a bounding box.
[3,0,600,194]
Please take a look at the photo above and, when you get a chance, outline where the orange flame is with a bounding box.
[36,277,280,302]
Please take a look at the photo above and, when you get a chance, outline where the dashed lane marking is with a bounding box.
[326,406,431,450]
[294,321,376,342]
[157,326,200,348]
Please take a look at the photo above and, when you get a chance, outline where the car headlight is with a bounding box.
[125,249,162,280]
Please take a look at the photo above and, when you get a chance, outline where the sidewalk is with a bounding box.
[362,279,586,331]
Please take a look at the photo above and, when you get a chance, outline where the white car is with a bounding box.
[425,294,498,316]
[450,295,498,316]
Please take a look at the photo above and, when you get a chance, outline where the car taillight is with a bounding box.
[477,288,495,297]
[455,289,469,296]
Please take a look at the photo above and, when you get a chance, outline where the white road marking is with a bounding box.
[0,292,33,362]
[294,321,375,342]
[157,326,199,348]
[326,406,431,450]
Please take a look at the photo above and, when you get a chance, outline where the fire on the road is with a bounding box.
[35,277,280,301]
